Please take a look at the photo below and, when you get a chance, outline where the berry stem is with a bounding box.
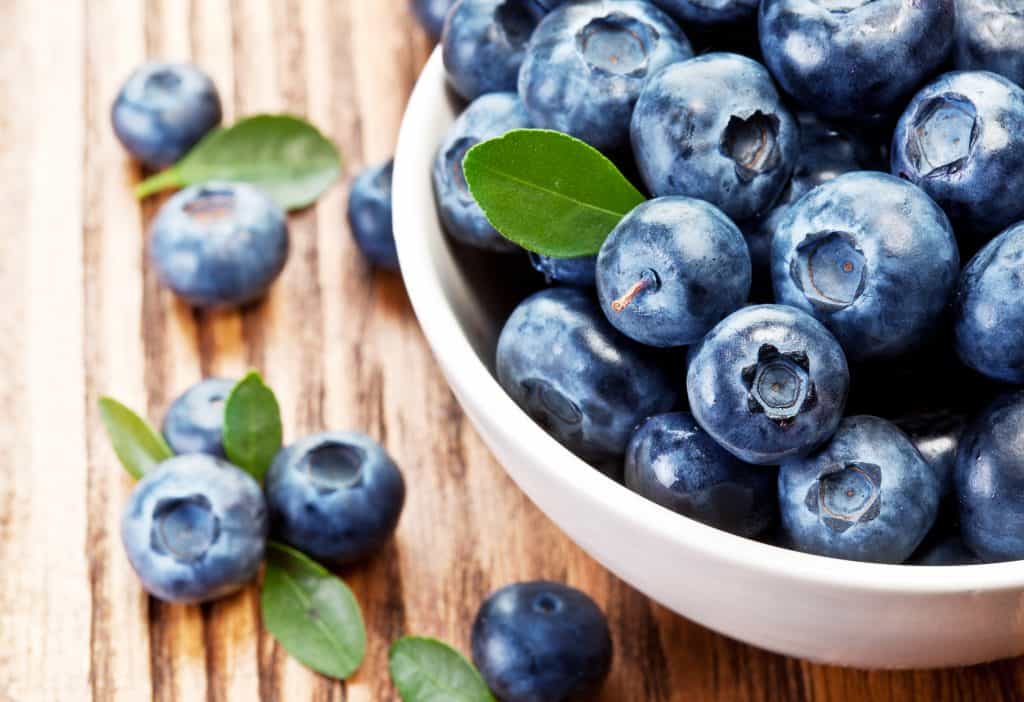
[611,271,655,312]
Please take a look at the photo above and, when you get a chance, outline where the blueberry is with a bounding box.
[518,0,692,151]
[778,416,940,564]
[348,159,399,271]
[894,410,967,502]
[149,182,289,308]
[758,0,956,121]
[121,454,267,603]
[746,112,877,281]
[497,287,678,466]
[771,172,960,362]
[412,0,456,39]
[265,432,405,566]
[953,221,1024,384]
[442,0,540,100]
[433,93,531,252]
[955,391,1024,562]
[596,196,751,348]
[651,0,758,26]
[625,412,776,537]
[909,531,982,566]
[891,71,1024,236]
[529,253,597,287]
[162,377,236,458]
[955,0,1024,88]
[686,304,849,465]
[631,53,798,221]
[111,62,222,169]
[471,581,612,702]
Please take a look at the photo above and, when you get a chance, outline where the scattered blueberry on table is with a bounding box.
[121,453,268,604]
[150,181,289,308]
[162,377,236,457]
[472,581,613,702]
[348,159,400,271]
[112,61,222,169]
[265,431,406,566]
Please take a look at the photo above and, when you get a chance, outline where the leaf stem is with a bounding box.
[611,270,658,312]
[135,167,183,199]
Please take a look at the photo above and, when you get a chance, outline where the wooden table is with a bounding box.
[1,2,1021,700]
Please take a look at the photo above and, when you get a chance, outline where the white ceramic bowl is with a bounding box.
[393,49,1024,669]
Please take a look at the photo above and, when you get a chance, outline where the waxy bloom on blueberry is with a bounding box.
[771,172,959,362]
[112,61,222,168]
[121,454,268,604]
[596,196,751,348]
[779,416,940,564]
[162,377,236,458]
[687,305,849,465]
[150,182,289,309]
[519,0,692,151]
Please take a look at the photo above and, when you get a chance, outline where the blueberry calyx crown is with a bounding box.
[791,231,867,311]
[576,12,659,77]
[302,441,366,491]
[742,344,816,427]
[151,495,221,562]
[906,93,979,179]
[520,378,583,429]
[183,187,238,223]
[720,111,781,183]
[804,462,883,534]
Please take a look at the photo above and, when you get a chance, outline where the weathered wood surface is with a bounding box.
[0,1,1021,700]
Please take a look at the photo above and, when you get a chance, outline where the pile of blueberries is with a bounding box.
[121,377,407,603]
[423,0,1024,566]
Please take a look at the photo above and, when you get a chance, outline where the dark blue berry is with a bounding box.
[162,377,236,458]
[472,581,612,702]
[265,432,405,566]
[348,159,399,271]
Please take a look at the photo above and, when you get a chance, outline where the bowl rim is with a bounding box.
[393,48,1024,596]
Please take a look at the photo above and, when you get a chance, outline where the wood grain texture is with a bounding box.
[0,1,1021,700]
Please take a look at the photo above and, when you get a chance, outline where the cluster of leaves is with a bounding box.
[135,115,342,211]
[99,373,495,700]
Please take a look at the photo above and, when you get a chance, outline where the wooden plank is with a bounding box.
[1,1,1023,701]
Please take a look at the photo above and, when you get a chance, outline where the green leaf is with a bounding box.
[98,397,174,480]
[463,128,646,258]
[261,542,366,679]
[222,371,282,482]
[135,114,342,210]
[389,637,496,702]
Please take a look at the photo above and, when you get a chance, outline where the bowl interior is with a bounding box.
[392,49,1024,598]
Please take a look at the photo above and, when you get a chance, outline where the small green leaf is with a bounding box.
[463,128,646,258]
[98,397,174,480]
[222,371,282,482]
[135,114,342,210]
[261,542,366,679]
[389,637,496,702]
